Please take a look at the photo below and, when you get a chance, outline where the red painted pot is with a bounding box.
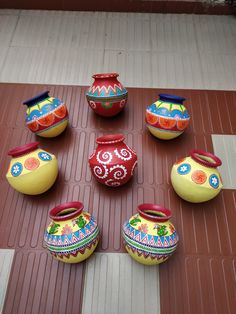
[86,73,128,117]
[89,134,137,187]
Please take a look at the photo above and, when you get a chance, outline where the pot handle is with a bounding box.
[137,203,172,222]
[190,149,222,168]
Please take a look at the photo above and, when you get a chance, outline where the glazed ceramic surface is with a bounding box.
[86,73,128,117]
[23,91,69,137]
[122,204,179,265]
[89,134,137,187]
[44,202,99,263]
[171,150,223,203]
[6,142,58,195]
[146,94,190,140]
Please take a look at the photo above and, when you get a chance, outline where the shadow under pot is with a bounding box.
[88,134,137,187]
[44,201,99,263]
[122,204,179,265]
[146,93,190,140]
[23,90,69,137]
[6,142,58,195]
[86,73,128,117]
[171,149,223,203]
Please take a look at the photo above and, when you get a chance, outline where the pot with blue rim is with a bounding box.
[23,91,69,137]
[146,93,190,140]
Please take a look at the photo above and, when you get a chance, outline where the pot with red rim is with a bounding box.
[88,134,137,187]
[86,73,128,117]
[44,201,99,263]
[122,203,179,265]
[171,149,223,203]
[6,142,58,195]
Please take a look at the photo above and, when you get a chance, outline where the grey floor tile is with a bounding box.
[82,253,160,314]
[0,249,15,313]
[212,135,236,189]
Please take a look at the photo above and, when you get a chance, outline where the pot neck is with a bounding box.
[8,142,39,158]
[137,204,172,223]
[23,91,50,107]
[159,93,185,105]
[49,202,84,222]
[96,134,125,145]
[190,150,222,168]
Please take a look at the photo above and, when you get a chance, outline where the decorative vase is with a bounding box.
[23,90,69,137]
[171,150,223,203]
[122,204,179,265]
[89,134,137,187]
[44,201,99,263]
[86,73,128,117]
[146,94,190,140]
[6,142,58,195]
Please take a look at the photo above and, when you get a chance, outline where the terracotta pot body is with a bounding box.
[86,73,128,117]
[89,134,137,187]
[122,204,179,265]
[44,202,99,263]
[146,94,190,140]
[171,150,223,203]
[6,142,58,195]
[23,91,69,137]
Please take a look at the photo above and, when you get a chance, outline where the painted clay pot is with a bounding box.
[44,201,99,263]
[171,150,223,203]
[89,134,137,187]
[146,94,190,140]
[6,142,58,195]
[122,204,179,265]
[23,91,69,137]
[86,73,128,117]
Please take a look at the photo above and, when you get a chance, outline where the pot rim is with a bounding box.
[137,203,172,222]
[159,93,186,104]
[8,142,39,157]
[92,73,119,79]
[96,134,125,145]
[190,149,222,168]
[23,90,50,107]
[49,201,84,221]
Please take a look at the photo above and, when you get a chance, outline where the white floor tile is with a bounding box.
[82,253,160,314]
[212,135,236,189]
[0,15,19,46]
[0,249,15,313]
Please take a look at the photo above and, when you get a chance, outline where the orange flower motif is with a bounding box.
[83,213,91,221]
[138,223,148,233]
[191,170,207,184]
[61,224,73,235]
[174,158,186,165]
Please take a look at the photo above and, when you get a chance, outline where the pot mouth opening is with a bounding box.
[159,93,186,105]
[8,142,39,157]
[23,90,50,107]
[190,149,222,168]
[137,204,172,222]
[92,73,119,79]
[96,134,125,145]
[49,201,84,221]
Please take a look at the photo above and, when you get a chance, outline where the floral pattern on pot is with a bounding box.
[146,94,190,140]
[44,202,99,263]
[89,134,137,187]
[122,204,179,265]
[86,73,128,117]
[23,91,69,138]
[6,142,58,195]
[171,150,223,203]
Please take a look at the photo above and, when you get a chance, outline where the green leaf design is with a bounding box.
[130,218,141,226]
[76,216,86,228]
[157,225,168,236]
[49,222,60,234]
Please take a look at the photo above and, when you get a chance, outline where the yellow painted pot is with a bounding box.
[122,204,179,265]
[23,91,69,138]
[44,202,99,263]
[6,142,58,195]
[146,94,190,140]
[171,150,223,203]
